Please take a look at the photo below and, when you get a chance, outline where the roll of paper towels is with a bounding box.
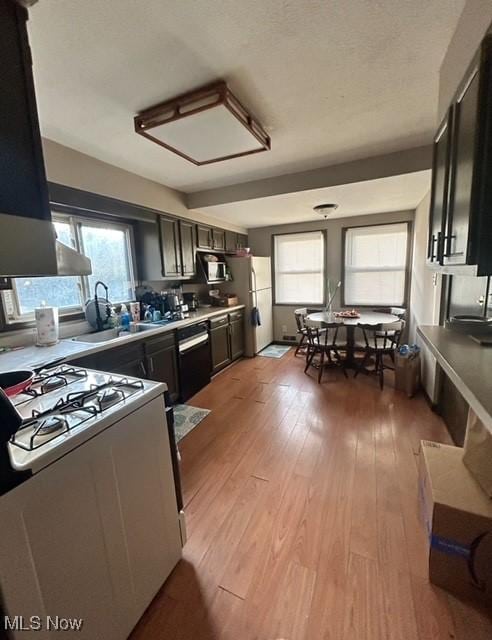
[35,306,59,346]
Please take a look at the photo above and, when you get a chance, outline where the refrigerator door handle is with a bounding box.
[251,268,258,307]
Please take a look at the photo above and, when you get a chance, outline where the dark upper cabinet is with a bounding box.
[135,219,163,281]
[0,0,57,276]
[429,36,492,275]
[159,216,182,278]
[0,0,50,223]
[237,234,248,249]
[179,220,196,277]
[428,110,453,265]
[225,230,237,253]
[212,229,225,251]
[444,66,480,266]
[197,224,213,250]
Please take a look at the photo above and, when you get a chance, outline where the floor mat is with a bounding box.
[173,404,211,442]
[258,344,291,358]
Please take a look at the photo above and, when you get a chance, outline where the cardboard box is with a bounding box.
[394,352,420,397]
[463,408,492,498]
[418,440,492,603]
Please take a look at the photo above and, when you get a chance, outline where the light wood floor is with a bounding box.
[130,350,492,640]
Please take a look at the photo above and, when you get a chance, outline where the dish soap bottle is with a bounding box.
[119,304,131,332]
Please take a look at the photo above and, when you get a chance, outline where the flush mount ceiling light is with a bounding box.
[313,203,339,218]
[134,81,271,166]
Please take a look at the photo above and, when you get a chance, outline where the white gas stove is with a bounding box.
[8,364,166,474]
[0,363,183,640]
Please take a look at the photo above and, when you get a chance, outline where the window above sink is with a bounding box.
[1,211,136,324]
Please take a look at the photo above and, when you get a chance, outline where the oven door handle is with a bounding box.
[179,334,209,354]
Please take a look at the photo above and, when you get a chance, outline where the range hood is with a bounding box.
[55,238,92,277]
[0,213,91,277]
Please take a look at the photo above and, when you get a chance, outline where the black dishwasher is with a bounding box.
[177,321,211,401]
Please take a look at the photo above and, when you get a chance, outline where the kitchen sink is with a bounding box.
[70,324,157,344]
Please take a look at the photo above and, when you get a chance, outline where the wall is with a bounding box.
[42,139,246,233]
[248,209,414,342]
[409,192,443,400]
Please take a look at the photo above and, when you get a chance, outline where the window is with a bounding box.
[3,213,135,322]
[343,222,409,306]
[274,231,324,304]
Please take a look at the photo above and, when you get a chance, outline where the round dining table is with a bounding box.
[305,310,400,369]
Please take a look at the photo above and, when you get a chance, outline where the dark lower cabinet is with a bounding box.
[229,312,245,360]
[67,333,180,403]
[210,311,245,374]
[438,372,469,446]
[210,316,231,374]
[145,334,179,403]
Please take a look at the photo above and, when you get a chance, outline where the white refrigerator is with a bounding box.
[223,256,273,357]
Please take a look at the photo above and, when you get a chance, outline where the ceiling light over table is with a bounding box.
[313,203,339,218]
[134,81,271,165]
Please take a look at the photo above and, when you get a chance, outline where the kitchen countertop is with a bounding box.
[0,305,245,373]
[418,325,492,435]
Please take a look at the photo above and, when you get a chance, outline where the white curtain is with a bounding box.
[344,223,408,306]
[274,231,324,304]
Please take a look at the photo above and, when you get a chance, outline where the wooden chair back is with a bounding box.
[358,320,405,351]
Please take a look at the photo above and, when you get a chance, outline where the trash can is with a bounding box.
[394,345,421,397]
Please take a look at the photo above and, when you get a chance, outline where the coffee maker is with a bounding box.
[183,292,198,312]
[164,285,189,319]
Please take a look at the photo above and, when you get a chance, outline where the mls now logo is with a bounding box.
[4,615,84,632]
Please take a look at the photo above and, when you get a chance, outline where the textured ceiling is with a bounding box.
[195,171,431,228]
[28,0,464,194]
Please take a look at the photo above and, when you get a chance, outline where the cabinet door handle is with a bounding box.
[430,234,436,260]
[149,356,154,374]
[140,361,147,377]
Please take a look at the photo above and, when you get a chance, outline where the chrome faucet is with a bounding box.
[94,281,110,331]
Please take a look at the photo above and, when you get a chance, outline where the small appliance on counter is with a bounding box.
[210,293,239,307]
[183,292,199,312]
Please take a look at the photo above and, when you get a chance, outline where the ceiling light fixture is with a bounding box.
[134,81,271,166]
[313,203,339,218]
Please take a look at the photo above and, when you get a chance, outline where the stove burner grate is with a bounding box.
[25,366,88,398]
[9,373,145,453]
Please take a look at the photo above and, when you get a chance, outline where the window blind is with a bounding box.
[274,231,324,304]
[344,223,408,306]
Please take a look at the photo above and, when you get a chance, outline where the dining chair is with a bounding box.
[304,321,348,383]
[371,307,407,342]
[294,308,324,356]
[371,307,407,320]
[354,320,405,389]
